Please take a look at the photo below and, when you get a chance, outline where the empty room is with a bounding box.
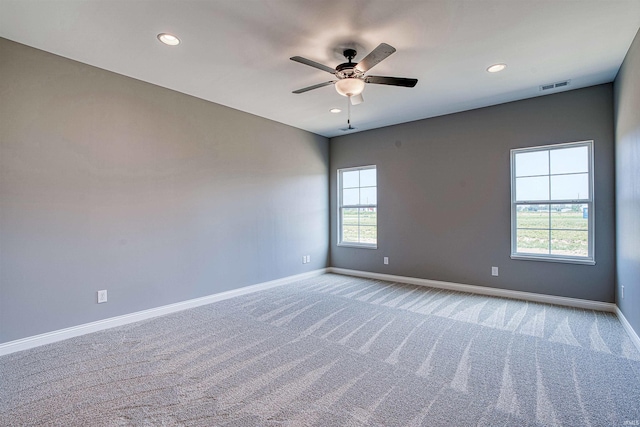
[1,1,640,425]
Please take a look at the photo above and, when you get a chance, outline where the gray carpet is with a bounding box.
[1,273,639,426]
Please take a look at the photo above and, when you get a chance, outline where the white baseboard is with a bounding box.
[615,307,640,353]
[328,267,617,312]
[0,268,328,356]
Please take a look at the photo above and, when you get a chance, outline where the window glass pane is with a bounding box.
[359,225,377,244]
[516,176,549,201]
[551,230,588,257]
[359,208,376,244]
[550,146,588,175]
[342,170,359,188]
[341,208,359,225]
[515,151,548,177]
[550,173,589,200]
[550,205,588,230]
[342,226,359,243]
[360,168,376,187]
[360,187,377,205]
[359,208,377,226]
[343,188,359,205]
[516,206,549,229]
[516,229,550,254]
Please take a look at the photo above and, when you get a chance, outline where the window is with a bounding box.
[338,165,377,248]
[510,141,594,264]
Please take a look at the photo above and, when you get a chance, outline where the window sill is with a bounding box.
[510,254,595,265]
[338,243,378,250]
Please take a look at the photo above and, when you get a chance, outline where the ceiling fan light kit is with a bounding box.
[335,78,365,97]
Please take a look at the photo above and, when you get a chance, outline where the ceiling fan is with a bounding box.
[290,43,418,105]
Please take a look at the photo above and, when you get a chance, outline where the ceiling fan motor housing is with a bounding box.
[336,64,363,79]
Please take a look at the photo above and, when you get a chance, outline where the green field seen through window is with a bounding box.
[342,208,376,244]
[516,210,587,256]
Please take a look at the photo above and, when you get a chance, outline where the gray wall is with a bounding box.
[330,85,616,302]
[614,28,640,337]
[0,38,329,344]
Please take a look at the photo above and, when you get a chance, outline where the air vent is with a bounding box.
[540,80,571,91]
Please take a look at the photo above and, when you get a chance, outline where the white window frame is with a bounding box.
[338,165,377,249]
[510,140,595,265]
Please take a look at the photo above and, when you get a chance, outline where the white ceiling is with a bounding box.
[1,1,639,138]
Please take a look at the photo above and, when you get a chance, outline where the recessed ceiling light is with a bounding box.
[157,33,180,46]
[487,63,507,73]
[330,108,341,113]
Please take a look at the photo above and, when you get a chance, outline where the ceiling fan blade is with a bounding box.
[355,43,396,73]
[290,56,336,74]
[365,76,418,87]
[292,81,336,94]
[350,93,364,105]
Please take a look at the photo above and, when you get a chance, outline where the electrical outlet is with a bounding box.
[383,257,389,265]
[491,267,499,276]
[97,290,108,304]
[302,256,307,264]
[307,255,311,263]
[621,285,624,299]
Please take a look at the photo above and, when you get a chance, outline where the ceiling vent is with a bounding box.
[540,80,571,91]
